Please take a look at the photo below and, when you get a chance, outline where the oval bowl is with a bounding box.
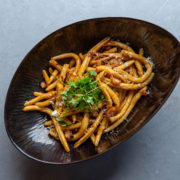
[4,17,180,164]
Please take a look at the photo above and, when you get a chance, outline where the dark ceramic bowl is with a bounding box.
[4,17,180,164]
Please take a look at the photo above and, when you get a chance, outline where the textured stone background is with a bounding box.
[0,0,179,180]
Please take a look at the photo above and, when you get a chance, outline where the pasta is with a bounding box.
[23,37,154,152]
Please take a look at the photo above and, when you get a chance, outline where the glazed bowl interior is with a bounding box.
[4,17,180,164]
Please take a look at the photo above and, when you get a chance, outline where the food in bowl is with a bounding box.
[23,37,154,152]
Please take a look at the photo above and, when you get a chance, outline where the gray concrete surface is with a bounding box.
[0,0,180,180]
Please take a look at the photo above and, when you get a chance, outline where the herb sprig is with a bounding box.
[56,117,72,127]
[61,70,104,112]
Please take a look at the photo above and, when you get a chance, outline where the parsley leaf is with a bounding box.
[79,101,86,110]
[61,70,104,112]
[56,117,72,126]
[68,81,77,88]
[61,124,72,127]
[88,70,97,76]
[70,98,79,106]
[56,117,65,122]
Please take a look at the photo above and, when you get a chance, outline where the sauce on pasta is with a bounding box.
[23,37,154,152]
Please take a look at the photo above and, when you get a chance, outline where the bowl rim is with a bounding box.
[4,17,180,165]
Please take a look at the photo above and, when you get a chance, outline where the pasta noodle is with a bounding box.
[23,37,154,152]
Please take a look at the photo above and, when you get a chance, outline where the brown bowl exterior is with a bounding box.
[4,17,180,164]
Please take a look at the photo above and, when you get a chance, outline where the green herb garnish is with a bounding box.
[61,70,104,112]
[56,117,72,126]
